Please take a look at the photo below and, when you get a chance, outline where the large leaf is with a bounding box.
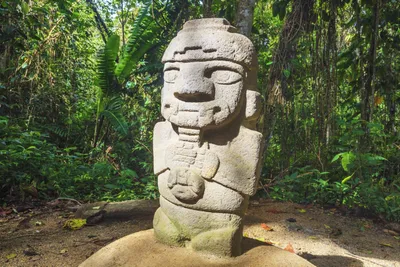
[341,172,355,184]
[105,35,120,65]
[331,152,345,163]
[341,152,355,172]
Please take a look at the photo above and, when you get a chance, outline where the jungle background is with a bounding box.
[0,0,399,222]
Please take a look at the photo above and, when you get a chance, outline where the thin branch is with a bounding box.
[85,0,110,43]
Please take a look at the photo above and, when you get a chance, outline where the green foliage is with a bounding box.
[0,116,158,201]
[0,118,57,196]
[267,118,399,221]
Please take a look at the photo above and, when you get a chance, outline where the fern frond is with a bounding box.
[101,96,129,136]
[115,0,159,81]
[46,125,68,138]
[97,34,120,97]
[106,95,124,111]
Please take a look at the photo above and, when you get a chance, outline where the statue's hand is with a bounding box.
[194,143,219,179]
[167,167,204,202]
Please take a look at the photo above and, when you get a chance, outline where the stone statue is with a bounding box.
[153,18,263,257]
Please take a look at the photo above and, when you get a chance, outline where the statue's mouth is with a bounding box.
[162,97,231,128]
[176,101,224,115]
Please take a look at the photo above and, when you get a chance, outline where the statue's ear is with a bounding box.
[245,90,262,129]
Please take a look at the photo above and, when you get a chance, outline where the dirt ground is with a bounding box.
[0,200,399,267]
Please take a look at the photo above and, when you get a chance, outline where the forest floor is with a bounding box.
[0,199,399,267]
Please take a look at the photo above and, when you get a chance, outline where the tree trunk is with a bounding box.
[236,0,256,37]
[360,0,380,152]
[385,80,397,134]
[203,0,213,18]
[75,199,159,224]
[121,1,125,46]
[86,0,110,44]
[262,0,315,154]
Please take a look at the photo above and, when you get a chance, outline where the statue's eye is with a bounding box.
[210,70,242,84]
[164,69,179,83]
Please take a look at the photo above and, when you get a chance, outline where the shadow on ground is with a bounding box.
[242,237,270,253]
[244,201,400,266]
[309,255,364,267]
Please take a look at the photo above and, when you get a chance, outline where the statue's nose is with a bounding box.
[174,76,214,102]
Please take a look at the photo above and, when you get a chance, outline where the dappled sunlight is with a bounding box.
[244,201,400,266]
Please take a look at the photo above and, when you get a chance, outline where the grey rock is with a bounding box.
[79,230,316,267]
[287,223,304,232]
[286,217,297,222]
[304,227,315,235]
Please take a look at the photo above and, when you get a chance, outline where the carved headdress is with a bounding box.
[162,18,257,72]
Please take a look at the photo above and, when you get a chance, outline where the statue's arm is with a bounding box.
[213,128,263,196]
[153,122,176,175]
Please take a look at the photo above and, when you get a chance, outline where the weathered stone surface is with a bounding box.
[153,18,263,257]
[79,229,316,267]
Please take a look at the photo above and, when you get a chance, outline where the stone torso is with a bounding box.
[154,121,263,214]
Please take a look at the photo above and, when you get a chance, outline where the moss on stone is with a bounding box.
[191,227,241,257]
[153,208,185,246]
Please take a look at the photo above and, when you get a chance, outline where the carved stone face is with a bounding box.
[161,60,245,129]
[160,18,258,130]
